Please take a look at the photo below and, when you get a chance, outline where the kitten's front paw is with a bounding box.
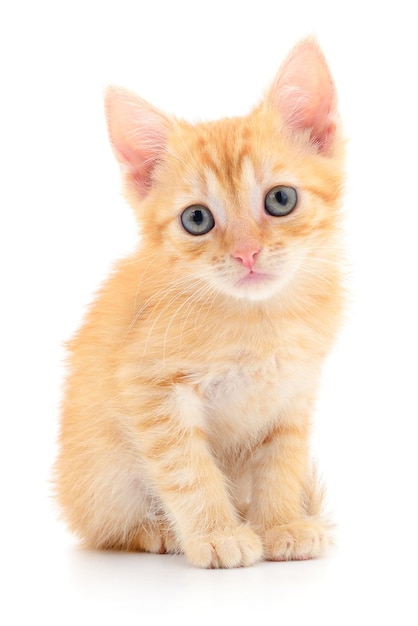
[184,525,263,569]
[263,519,330,561]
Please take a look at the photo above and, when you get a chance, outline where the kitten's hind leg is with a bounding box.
[125,517,180,554]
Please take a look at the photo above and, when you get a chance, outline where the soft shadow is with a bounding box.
[66,546,336,617]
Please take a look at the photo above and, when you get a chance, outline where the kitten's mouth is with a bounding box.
[237,270,273,286]
[220,269,279,301]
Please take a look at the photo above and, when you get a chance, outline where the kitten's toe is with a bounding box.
[263,519,330,561]
[184,525,263,569]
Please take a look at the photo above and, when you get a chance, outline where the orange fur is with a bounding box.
[54,38,345,568]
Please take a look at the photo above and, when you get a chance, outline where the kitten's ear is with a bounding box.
[105,87,172,197]
[265,38,339,154]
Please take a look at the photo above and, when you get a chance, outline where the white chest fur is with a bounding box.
[188,351,317,451]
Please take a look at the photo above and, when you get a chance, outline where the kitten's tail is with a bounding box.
[302,464,335,542]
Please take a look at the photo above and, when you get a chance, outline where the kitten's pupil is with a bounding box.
[192,210,204,225]
[275,190,287,205]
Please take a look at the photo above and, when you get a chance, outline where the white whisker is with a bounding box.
[161,280,216,364]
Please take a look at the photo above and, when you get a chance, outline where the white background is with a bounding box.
[1,1,417,624]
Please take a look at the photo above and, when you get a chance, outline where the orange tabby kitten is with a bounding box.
[55,38,344,568]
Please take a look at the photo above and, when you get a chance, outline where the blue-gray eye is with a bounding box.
[264,186,298,217]
[181,205,215,235]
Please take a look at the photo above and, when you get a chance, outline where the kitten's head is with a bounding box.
[105,39,344,303]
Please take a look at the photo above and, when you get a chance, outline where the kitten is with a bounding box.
[54,38,345,568]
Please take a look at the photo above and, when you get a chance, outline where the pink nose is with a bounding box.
[232,248,260,270]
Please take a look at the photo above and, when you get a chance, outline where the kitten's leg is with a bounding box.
[247,410,329,561]
[131,384,263,569]
[125,517,179,554]
[57,452,181,555]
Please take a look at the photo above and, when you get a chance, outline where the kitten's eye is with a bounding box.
[181,205,215,236]
[264,186,298,217]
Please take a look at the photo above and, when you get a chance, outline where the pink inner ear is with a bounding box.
[105,87,171,197]
[267,39,338,154]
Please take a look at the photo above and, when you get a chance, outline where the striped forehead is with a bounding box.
[203,158,263,226]
[185,121,260,220]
